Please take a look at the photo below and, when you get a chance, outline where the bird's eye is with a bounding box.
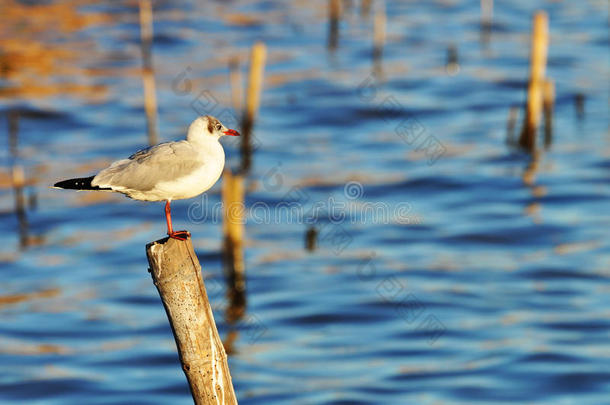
[215,124,222,131]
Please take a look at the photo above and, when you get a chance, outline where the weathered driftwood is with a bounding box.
[146,236,237,405]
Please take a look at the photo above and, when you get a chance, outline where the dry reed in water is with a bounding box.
[139,0,158,146]
[222,168,246,320]
[305,226,317,252]
[480,0,493,45]
[518,11,549,152]
[241,42,266,172]
[7,111,29,248]
[328,0,341,50]
[506,105,519,145]
[361,0,371,17]
[229,57,242,114]
[543,79,555,148]
[480,0,493,28]
[373,3,386,65]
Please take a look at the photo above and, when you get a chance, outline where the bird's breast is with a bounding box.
[149,149,225,201]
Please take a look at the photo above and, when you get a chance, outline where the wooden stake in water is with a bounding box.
[328,0,341,50]
[139,0,158,146]
[241,42,266,172]
[222,168,246,320]
[518,11,549,152]
[543,79,555,148]
[146,236,238,405]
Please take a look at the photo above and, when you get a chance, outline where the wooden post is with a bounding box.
[139,0,158,146]
[518,11,549,152]
[146,236,238,405]
[241,42,266,173]
[543,79,555,148]
[222,168,246,321]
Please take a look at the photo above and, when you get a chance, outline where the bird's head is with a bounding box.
[187,115,240,142]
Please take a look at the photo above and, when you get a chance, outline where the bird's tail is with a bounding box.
[53,176,110,191]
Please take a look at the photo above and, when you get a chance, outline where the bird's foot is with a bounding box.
[168,230,190,241]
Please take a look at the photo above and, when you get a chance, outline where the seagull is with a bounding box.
[54,115,239,240]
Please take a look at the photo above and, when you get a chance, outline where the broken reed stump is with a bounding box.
[241,42,266,173]
[543,79,555,148]
[222,168,246,321]
[305,226,317,252]
[146,236,238,405]
[139,0,158,146]
[518,11,549,152]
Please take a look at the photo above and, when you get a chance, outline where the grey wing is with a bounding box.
[92,141,201,192]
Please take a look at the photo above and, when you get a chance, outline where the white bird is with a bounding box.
[54,115,240,240]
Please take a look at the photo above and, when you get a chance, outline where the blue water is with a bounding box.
[1,1,609,404]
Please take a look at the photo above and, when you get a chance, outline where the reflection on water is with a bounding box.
[1,1,609,404]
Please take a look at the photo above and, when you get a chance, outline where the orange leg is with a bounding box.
[165,200,190,241]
